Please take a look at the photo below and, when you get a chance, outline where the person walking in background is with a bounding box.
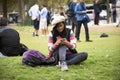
[47,15,88,71]
[67,0,78,32]
[93,0,102,25]
[39,4,48,36]
[28,3,40,36]
[74,0,92,42]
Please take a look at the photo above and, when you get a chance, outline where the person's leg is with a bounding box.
[66,52,88,65]
[59,46,68,71]
[35,20,39,36]
[71,16,77,32]
[75,21,82,41]
[97,14,100,25]
[33,19,39,36]
[116,20,120,27]
[94,13,97,25]
[83,22,89,41]
[41,29,44,36]
[59,46,67,61]
[72,22,75,32]
[113,14,116,23]
[96,14,99,25]
[94,13,99,25]
[33,20,36,36]
[45,28,47,36]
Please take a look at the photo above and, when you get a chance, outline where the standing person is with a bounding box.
[116,0,120,27]
[74,0,92,42]
[93,0,102,25]
[111,4,117,23]
[59,7,67,24]
[46,8,51,35]
[39,4,48,36]
[46,8,51,27]
[67,0,78,32]
[59,7,67,18]
[28,3,40,36]
[47,15,88,71]
[0,17,27,57]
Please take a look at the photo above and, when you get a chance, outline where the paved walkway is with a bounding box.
[66,20,118,28]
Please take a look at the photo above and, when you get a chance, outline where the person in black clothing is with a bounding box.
[93,0,102,25]
[67,0,78,32]
[111,4,117,23]
[0,17,26,57]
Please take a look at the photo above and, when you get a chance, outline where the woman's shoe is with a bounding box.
[60,61,68,71]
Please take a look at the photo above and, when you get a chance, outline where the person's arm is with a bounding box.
[48,32,61,52]
[60,30,76,49]
[75,3,83,14]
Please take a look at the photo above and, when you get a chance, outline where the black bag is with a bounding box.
[100,33,109,38]
[83,14,91,23]
[19,43,28,56]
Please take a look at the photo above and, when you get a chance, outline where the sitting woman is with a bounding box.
[47,15,88,71]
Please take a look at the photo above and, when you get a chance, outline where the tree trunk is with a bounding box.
[18,0,25,25]
[2,0,7,18]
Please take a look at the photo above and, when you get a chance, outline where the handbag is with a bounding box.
[83,14,91,23]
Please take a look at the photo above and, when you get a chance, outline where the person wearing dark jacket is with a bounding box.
[67,0,78,32]
[0,17,25,57]
[93,0,102,25]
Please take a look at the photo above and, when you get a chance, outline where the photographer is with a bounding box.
[47,15,88,71]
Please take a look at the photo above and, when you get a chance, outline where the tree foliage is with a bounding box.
[100,0,116,4]
[0,0,95,24]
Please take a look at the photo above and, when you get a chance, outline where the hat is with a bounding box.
[51,15,65,25]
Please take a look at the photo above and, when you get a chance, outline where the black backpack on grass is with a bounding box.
[0,27,28,56]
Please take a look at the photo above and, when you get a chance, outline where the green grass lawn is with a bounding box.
[0,25,120,80]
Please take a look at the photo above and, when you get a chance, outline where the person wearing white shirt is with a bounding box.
[28,3,40,36]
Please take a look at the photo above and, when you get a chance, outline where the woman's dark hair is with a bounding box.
[0,17,8,26]
[51,21,68,43]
